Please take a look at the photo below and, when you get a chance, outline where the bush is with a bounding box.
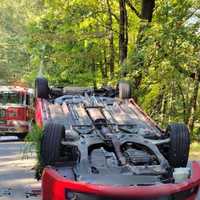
[24,124,43,180]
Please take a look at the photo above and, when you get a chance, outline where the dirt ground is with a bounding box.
[0,136,40,200]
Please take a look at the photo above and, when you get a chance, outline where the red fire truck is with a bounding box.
[0,85,34,139]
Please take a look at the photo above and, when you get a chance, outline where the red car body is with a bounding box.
[41,162,200,200]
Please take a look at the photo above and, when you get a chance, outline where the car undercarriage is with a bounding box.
[35,77,199,200]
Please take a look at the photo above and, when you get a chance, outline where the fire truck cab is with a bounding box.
[0,86,34,139]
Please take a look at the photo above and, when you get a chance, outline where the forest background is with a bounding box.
[0,0,199,138]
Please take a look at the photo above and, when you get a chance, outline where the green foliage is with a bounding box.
[25,125,43,179]
[0,0,199,136]
[0,0,42,84]
[125,0,200,134]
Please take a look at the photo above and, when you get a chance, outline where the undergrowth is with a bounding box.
[24,125,43,180]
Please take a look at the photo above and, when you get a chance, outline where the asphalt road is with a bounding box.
[0,136,40,200]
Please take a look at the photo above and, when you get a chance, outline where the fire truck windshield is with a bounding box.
[0,92,24,105]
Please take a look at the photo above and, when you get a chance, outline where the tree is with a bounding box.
[119,0,128,65]
[1,0,200,137]
[126,0,200,134]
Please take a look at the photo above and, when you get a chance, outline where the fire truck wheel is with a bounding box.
[166,123,190,168]
[17,133,27,140]
[41,123,65,166]
[118,80,131,99]
[35,77,49,99]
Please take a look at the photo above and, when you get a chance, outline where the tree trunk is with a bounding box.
[131,22,148,100]
[119,0,128,65]
[99,49,108,86]
[177,83,187,123]
[141,0,155,22]
[160,86,167,125]
[91,59,97,89]
[187,72,199,133]
[106,0,115,80]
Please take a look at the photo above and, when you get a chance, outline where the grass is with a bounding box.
[189,142,200,160]
[24,125,43,179]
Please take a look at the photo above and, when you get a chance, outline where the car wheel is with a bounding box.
[41,123,65,166]
[35,77,49,99]
[118,80,131,99]
[167,123,190,168]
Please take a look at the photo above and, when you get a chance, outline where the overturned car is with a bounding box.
[35,77,200,200]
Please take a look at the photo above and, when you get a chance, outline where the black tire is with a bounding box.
[118,80,131,99]
[35,77,49,99]
[41,123,65,166]
[167,123,190,168]
[17,133,27,140]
